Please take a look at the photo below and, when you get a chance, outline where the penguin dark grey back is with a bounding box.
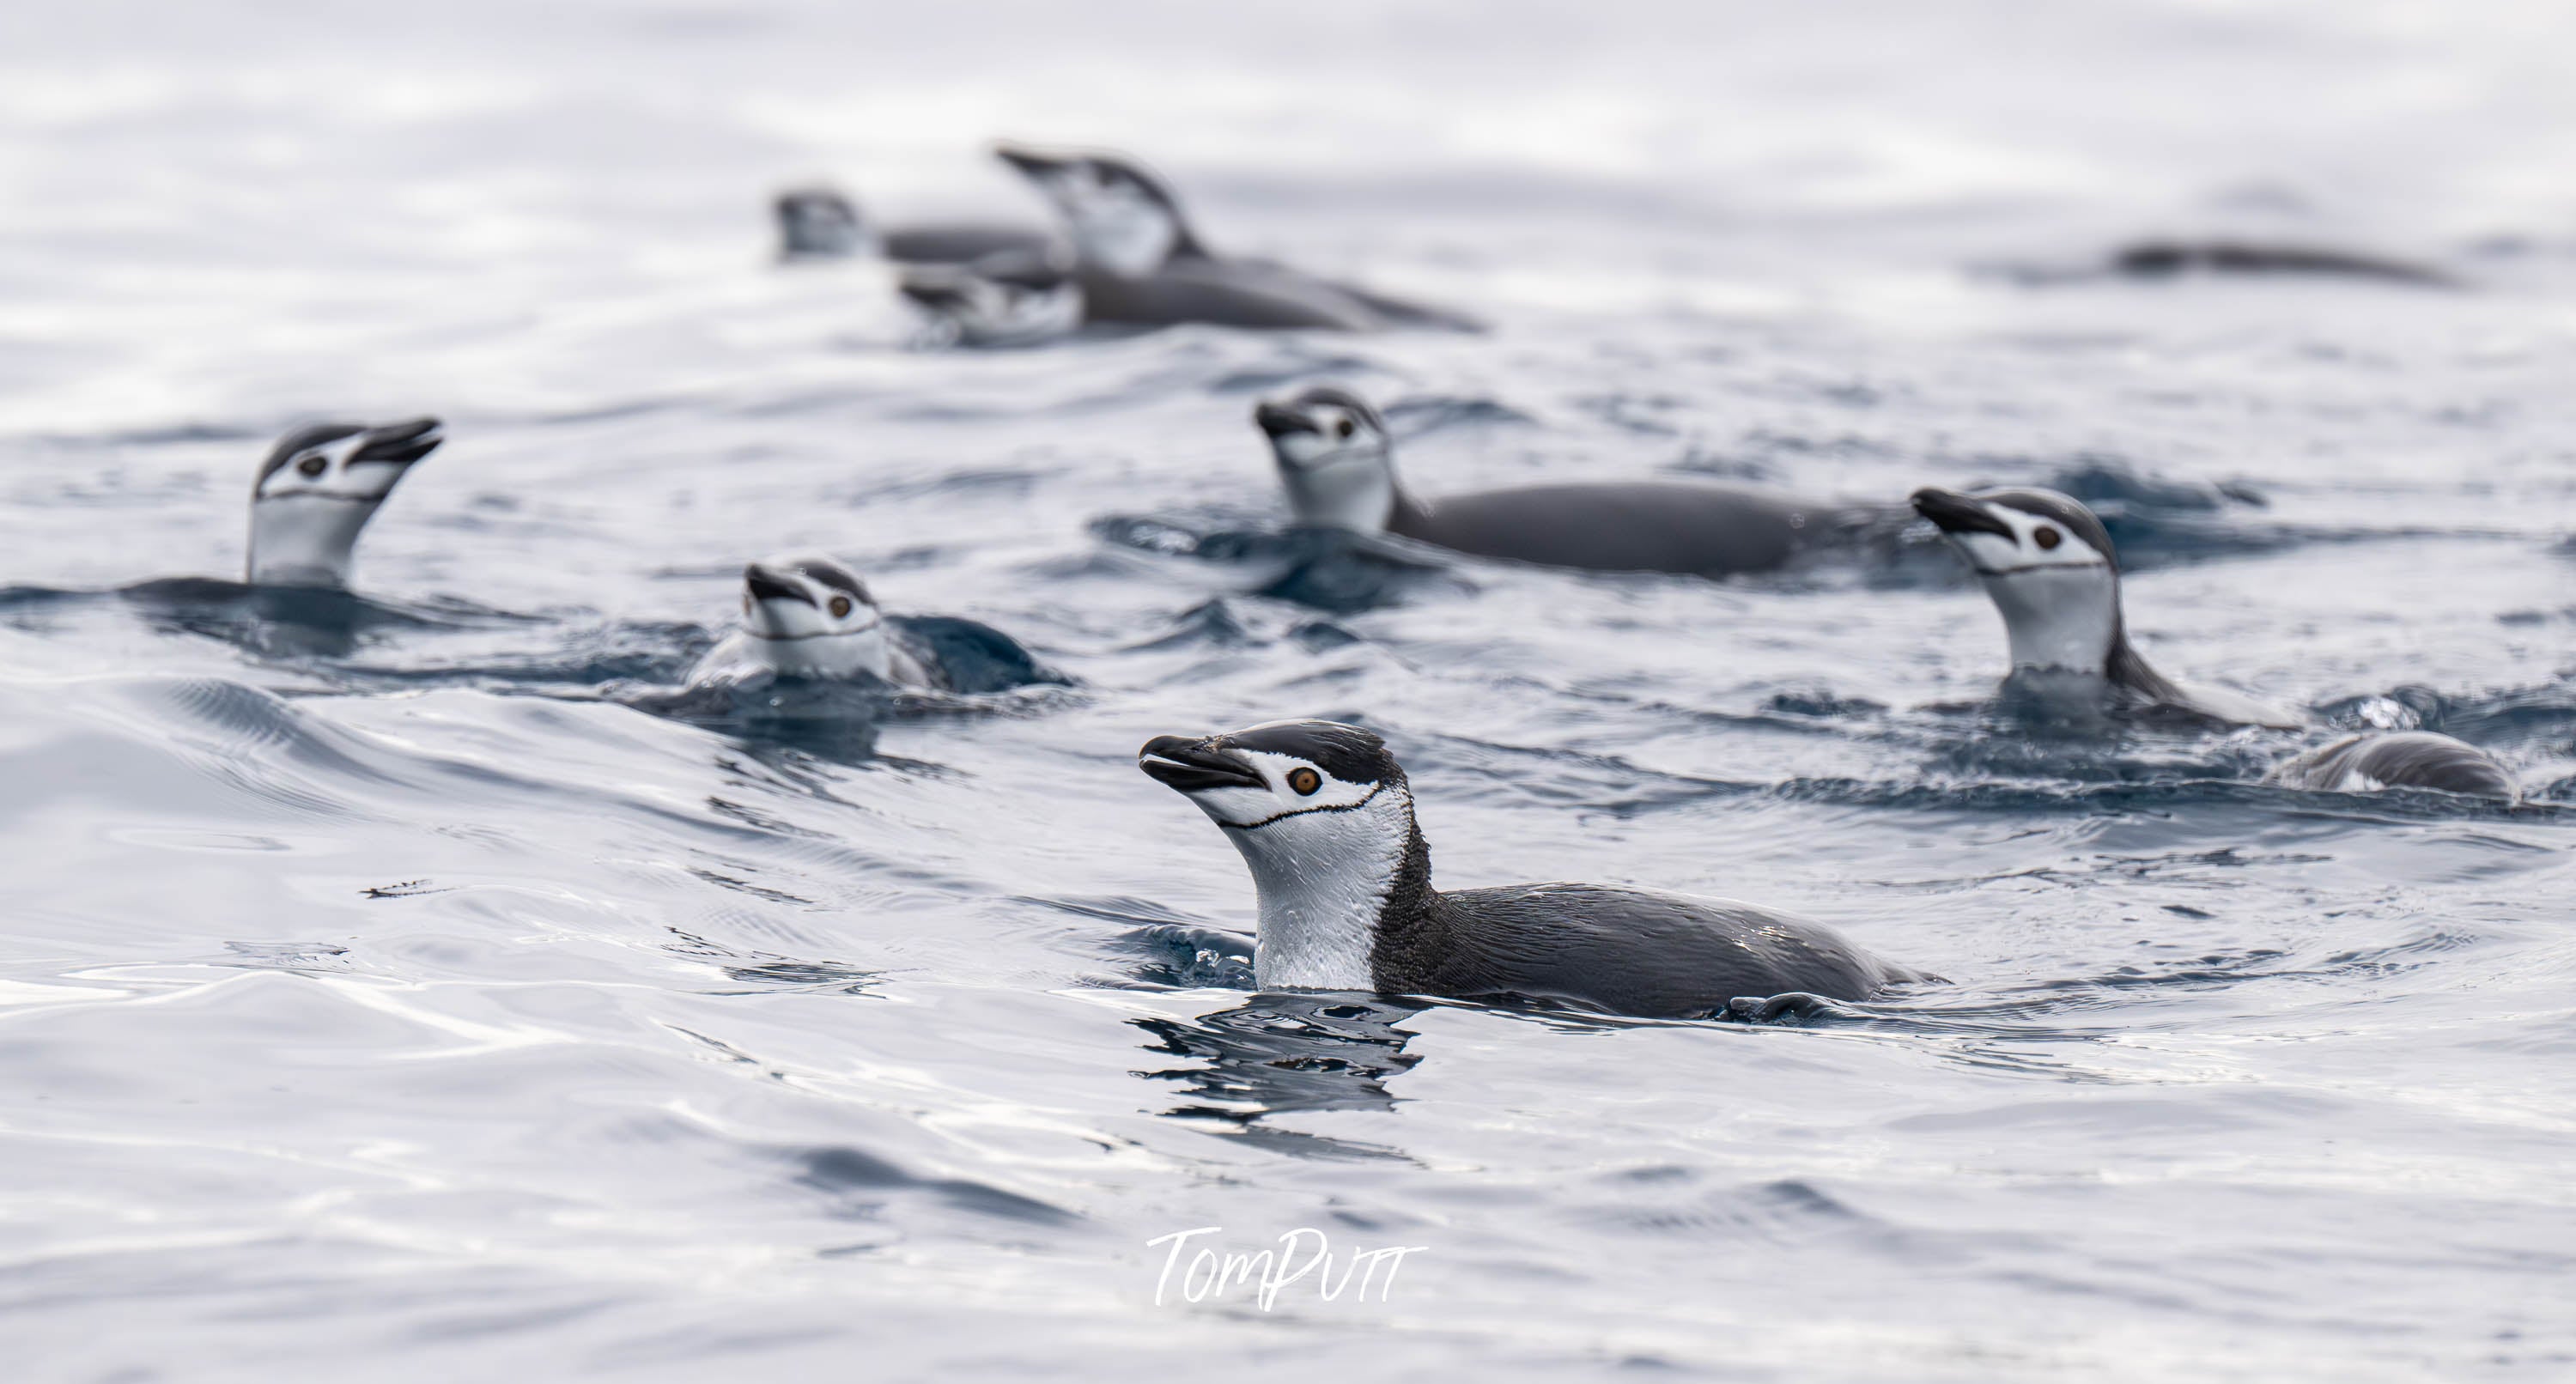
[1140,719,1925,1017]
[1252,385,1889,576]
[990,143,1478,332]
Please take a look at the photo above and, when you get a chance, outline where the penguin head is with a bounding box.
[897,246,1083,346]
[1254,387,1400,533]
[993,142,1194,276]
[737,552,893,680]
[1912,486,2123,676]
[1142,719,1426,990]
[1141,718,1412,840]
[246,418,440,588]
[775,186,868,258]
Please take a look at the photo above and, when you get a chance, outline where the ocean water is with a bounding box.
[3,2,2574,1380]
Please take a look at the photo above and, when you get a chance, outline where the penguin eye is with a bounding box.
[1334,417,1356,440]
[1286,768,1322,796]
[296,454,327,477]
[2033,525,2063,551]
[828,596,854,619]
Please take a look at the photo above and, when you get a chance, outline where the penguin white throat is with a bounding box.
[1978,567,2119,676]
[997,147,1192,277]
[246,419,440,588]
[1139,722,1430,992]
[1912,486,2123,677]
[1255,390,1402,534]
[736,555,895,681]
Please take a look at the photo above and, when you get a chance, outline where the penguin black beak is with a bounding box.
[897,270,971,313]
[1253,402,1318,440]
[1911,487,2016,540]
[993,142,1067,180]
[744,563,817,607]
[352,417,443,468]
[1139,736,1265,792]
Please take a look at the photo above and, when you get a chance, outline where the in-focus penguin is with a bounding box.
[689,553,1059,693]
[1912,486,2518,798]
[247,419,442,588]
[990,143,1479,331]
[896,246,1084,346]
[1138,719,1927,1017]
[773,185,1056,265]
[1253,386,1889,576]
[694,554,931,685]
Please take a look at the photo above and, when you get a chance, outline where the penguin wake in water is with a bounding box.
[1253,386,1898,577]
[988,143,1479,333]
[1911,486,2518,799]
[686,553,1057,694]
[1138,719,1929,1018]
[772,185,1057,265]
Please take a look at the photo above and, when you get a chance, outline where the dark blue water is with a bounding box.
[3,3,2574,1379]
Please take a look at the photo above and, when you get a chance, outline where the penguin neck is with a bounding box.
[750,624,896,682]
[1283,446,1406,534]
[246,495,380,588]
[1230,785,1428,992]
[1980,568,2121,678]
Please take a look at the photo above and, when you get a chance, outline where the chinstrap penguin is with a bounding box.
[990,143,1479,332]
[1254,386,1889,576]
[896,246,1085,346]
[694,554,933,686]
[773,185,1056,265]
[247,418,442,588]
[689,553,1060,694]
[1138,719,1927,1017]
[1911,486,2516,798]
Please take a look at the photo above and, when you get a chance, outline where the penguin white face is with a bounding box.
[776,186,867,258]
[897,249,1083,346]
[1140,720,1394,829]
[246,418,440,587]
[1139,719,1415,992]
[1913,486,2123,675]
[1253,388,1399,533]
[994,143,1186,276]
[737,553,892,680]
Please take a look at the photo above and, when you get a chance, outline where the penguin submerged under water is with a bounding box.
[984,143,1480,333]
[1139,719,1930,1018]
[1251,386,1899,577]
[687,553,1059,695]
[895,246,1086,347]
[1911,485,2519,800]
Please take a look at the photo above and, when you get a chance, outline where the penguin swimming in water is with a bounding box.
[2260,731,2519,799]
[989,143,1479,332]
[1253,386,1892,577]
[246,418,442,588]
[1138,719,1929,1017]
[895,246,1085,347]
[2109,240,2458,288]
[689,553,1058,693]
[773,185,1057,265]
[1911,485,2518,798]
